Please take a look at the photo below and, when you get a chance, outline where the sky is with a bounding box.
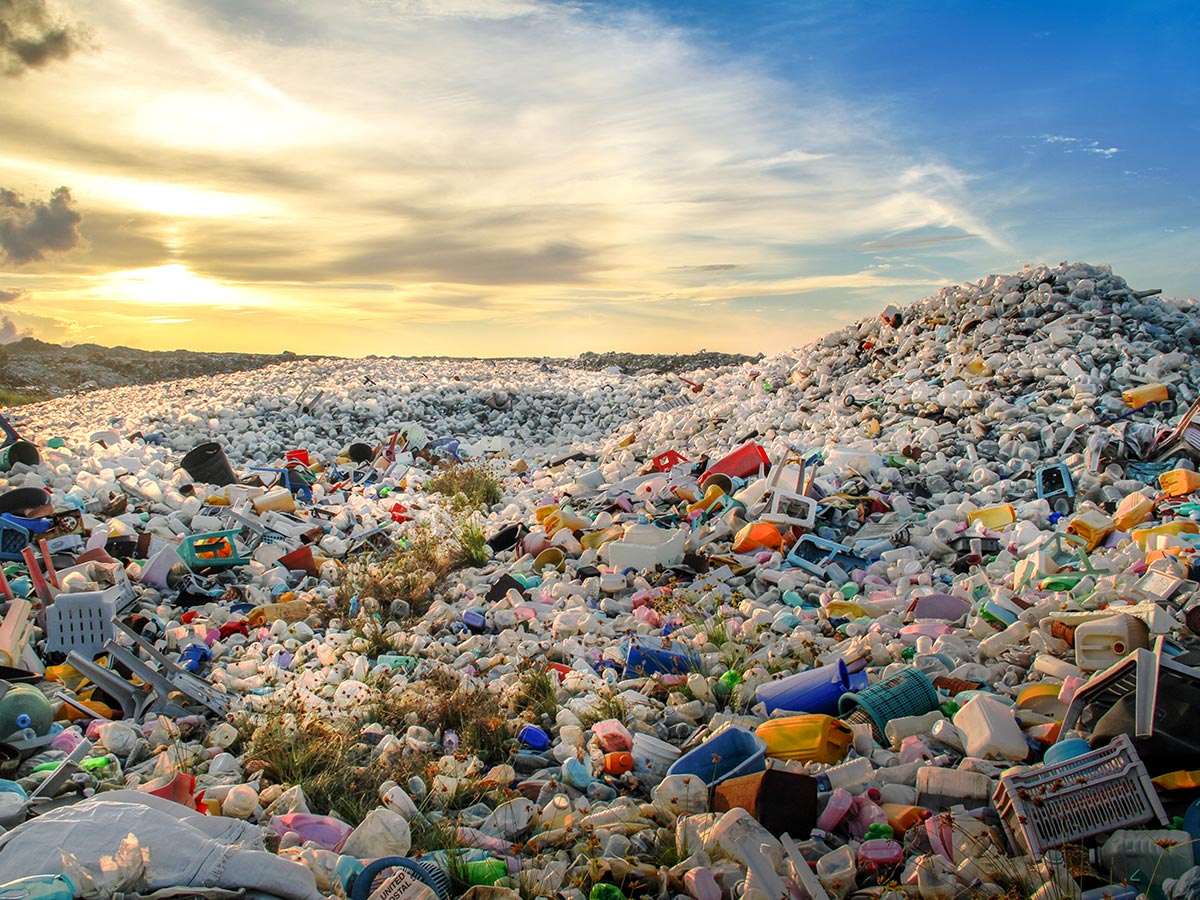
[0,0,1196,358]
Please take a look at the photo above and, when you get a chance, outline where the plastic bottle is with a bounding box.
[816,788,855,831]
[815,756,873,793]
[1092,829,1195,885]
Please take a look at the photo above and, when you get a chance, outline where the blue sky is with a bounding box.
[0,0,1195,355]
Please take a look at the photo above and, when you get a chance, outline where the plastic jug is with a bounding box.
[966,505,1015,530]
[1074,614,1149,671]
[1160,468,1200,498]
[1092,829,1195,885]
[953,694,1027,761]
[591,719,633,753]
[881,803,930,835]
[755,714,853,764]
[1066,510,1115,551]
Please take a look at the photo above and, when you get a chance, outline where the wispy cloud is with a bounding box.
[0,0,1006,354]
[1036,134,1120,158]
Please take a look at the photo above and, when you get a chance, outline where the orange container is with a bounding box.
[1160,469,1200,498]
[1123,383,1169,409]
[881,803,931,836]
[604,751,634,776]
[755,714,854,765]
[732,522,783,553]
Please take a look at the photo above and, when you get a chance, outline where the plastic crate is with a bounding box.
[0,517,30,562]
[44,586,120,659]
[838,667,939,744]
[993,733,1168,856]
[179,529,249,570]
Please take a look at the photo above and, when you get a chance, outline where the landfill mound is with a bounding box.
[0,337,311,402]
[1,261,1200,900]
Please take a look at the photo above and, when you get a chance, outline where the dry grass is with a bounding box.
[426,464,503,511]
[511,666,559,722]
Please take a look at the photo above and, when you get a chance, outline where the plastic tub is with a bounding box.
[667,727,766,787]
[630,732,680,778]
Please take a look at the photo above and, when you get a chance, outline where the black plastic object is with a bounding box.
[347,442,374,463]
[180,442,237,486]
[0,488,50,516]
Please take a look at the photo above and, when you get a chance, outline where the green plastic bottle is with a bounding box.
[590,885,627,900]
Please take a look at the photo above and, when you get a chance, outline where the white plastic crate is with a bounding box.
[43,586,120,659]
[993,733,1168,856]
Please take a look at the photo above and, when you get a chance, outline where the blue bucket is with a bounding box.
[756,659,852,715]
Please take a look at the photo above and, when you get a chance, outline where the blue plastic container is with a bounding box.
[517,725,550,751]
[666,726,766,786]
[623,636,700,677]
[756,659,851,715]
[1042,737,1090,767]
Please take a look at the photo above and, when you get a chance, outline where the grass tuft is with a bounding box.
[426,464,503,512]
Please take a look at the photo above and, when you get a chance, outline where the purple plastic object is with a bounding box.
[271,813,353,852]
[909,593,970,621]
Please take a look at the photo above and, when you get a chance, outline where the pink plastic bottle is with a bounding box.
[683,867,721,900]
[847,791,889,840]
[816,788,855,831]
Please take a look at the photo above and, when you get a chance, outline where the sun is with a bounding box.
[98,264,254,307]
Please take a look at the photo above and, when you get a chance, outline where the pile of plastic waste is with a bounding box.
[1,261,1199,900]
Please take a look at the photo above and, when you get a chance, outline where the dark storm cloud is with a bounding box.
[0,186,83,266]
[0,0,89,76]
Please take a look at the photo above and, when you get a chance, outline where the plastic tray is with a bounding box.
[178,529,250,569]
[993,733,1168,856]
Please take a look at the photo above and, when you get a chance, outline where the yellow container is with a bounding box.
[966,504,1016,530]
[543,506,588,537]
[246,599,309,628]
[1113,491,1156,531]
[1132,520,1200,550]
[534,503,560,524]
[1123,383,1169,409]
[1065,510,1115,551]
[252,488,295,514]
[1159,469,1200,498]
[686,484,727,515]
[580,525,624,550]
[756,714,853,765]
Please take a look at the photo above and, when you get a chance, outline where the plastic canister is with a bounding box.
[253,488,296,514]
[1123,383,1169,409]
[1066,510,1115,551]
[953,694,1027,761]
[755,714,853,764]
[1073,614,1149,672]
[603,752,633,776]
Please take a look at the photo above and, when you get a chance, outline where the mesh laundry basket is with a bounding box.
[838,667,939,744]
